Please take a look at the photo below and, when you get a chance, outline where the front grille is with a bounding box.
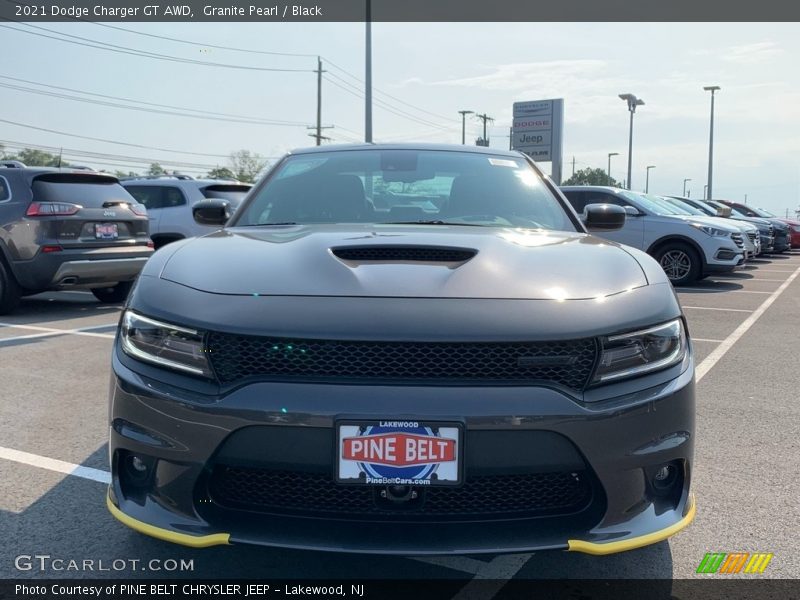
[731,233,744,248]
[332,246,476,262]
[206,334,599,390]
[208,466,593,521]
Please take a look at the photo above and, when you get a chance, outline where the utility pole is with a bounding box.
[314,57,325,146]
[683,178,691,197]
[509,127,512,150]
[645,165,656,193]
[619,93,645,190]
[364,0,372,143]
[571,156,576,176]
[704,85,721,200]
[744,194,748,204]
[458,110,474,145]
[703,184,708,199]
[475,113,493,146]
[607,152,619,180]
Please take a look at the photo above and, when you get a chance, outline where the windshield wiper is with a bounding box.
[382,220,486,227]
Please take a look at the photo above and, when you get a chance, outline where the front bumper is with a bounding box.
[108,343,695,555]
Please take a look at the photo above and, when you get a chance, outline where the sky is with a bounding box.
[1,21,799,216]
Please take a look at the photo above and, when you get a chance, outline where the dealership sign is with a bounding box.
[512,99,564,183]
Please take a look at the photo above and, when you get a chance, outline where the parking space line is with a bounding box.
[413,556,486,575]
[0,446,110,484]
[710,277,787,282]
[450,554,532,599]
[682,306,753,313]
[692,338,725,343]
[677,288,772,295]
[0,322,116,339]
[696,263,800,382]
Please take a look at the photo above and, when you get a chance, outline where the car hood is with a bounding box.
[669,215,743,233]
[157,225,650,300]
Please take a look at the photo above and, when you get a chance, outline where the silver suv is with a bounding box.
[121,176,251,249]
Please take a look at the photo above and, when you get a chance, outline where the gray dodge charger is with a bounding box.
[108,144,695,555]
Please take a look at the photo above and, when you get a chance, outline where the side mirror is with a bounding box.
[193,198,231,226]
[582,203,626,231]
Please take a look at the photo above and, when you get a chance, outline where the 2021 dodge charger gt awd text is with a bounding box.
[108,144,696,555]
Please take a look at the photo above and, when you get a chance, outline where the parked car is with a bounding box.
[107,144,695,555]
[704,201,776,253]
[0,164,152,314]
[560,186,744,285]
[121,175,252,249]
[660,196,760,258]
[717,201,791,253]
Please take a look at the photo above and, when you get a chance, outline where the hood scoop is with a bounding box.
[332,245,477,263]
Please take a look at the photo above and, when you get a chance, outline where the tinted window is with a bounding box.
[201,184,251,205]
[32,175,134,207]
[0,176,10,202]
[237,150,576,232]
[561,190,588,212]
[124,185,186,209]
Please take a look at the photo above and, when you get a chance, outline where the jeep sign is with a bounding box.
[512,99,564,183]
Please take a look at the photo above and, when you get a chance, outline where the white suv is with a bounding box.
[121,176,252,249]
[560,186,744,285]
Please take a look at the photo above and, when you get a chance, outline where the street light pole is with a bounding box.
[619,93,645,190]
[683,178,692,196]
[607,152,619,181]
[458,110,474,145]
[704,86,720,200]
[703,184,708,199]
[645,165,656,193]
[364,0,373,143]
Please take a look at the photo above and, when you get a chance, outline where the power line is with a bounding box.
[0,74,308,126]
[0,117,282,159]
[0,22,314,73]
[0,80,309,127]
[88,22,318,58]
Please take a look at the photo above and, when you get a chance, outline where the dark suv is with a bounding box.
[0,164,152,314]
[716,200,791,253]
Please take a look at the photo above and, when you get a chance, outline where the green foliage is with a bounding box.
[9,148,65,167]
[229,150,268,183]
[561,167,621,187]
[147,163,166,176]
[207,166,236,180]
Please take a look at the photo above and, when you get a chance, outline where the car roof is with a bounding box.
[287,143,529,158]
[558,185,627,192]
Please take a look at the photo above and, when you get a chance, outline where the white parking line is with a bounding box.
[0,446,110,484]
[415,553,532,596]
[0,322,116,340]
[677,288,772,295]
[681,306,753,313]
[692,338,725,343]
[696,263,800,382]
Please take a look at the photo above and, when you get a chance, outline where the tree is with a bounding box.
[229,150,268,183]
[114,170,139,179]
[561,167,621,187]
[207,166,236,180]
[148,163,166,176]
[12,148,64,167]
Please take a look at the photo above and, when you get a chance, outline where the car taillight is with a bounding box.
[41,245,63,253]
[147,241,155,249]
[26,202,81,216]
[130,203,147,217]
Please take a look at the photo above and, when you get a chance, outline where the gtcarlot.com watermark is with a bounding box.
[15,554,194,572]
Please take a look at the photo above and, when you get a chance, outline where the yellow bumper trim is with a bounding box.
[106,495,231,548]
[567,494,696,555]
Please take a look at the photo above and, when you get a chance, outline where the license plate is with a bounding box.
[336,420,461,486]
[95,223,118,240]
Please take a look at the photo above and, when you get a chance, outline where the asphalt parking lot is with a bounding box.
[1,252,799,588]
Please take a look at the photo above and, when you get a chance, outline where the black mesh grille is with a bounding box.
[332,246,476,262]
[208,466,592,520]
[206,334,598,389]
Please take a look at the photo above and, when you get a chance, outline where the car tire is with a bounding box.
[0,261,22,315]
[91,281,133,303]
[654,242,701,286]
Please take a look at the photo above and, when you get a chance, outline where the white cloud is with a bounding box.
[721,41,784,65]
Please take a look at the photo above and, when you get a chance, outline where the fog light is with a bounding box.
[652,464,677,492]
[131,456,148,473]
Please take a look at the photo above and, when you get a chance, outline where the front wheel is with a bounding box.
[91,281,133,303]
[654,243,701,286]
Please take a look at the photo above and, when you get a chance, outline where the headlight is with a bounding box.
[594,319,687,383]
[120,311,212,377]
[690,223,728,237]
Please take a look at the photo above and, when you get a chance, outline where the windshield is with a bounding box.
[201,184,251,206]
[626,192,685,216]
[662,197,705,216]
[233,149,577,232]
[752,207,775,218]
